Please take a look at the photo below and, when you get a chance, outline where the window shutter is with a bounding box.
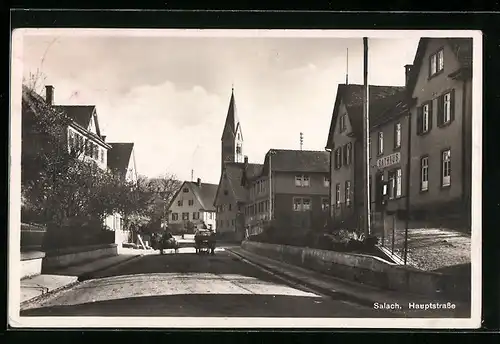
[347,143,352,164]
[343,145,348,165]
[339,148,343,168]
[437,95,444,126]
[450,89,456,122]
[417,107,423,135]
[428,101,433,131]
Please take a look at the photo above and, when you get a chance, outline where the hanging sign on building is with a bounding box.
[376,152,401,169]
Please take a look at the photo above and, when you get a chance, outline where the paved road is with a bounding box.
[21,247,395,317]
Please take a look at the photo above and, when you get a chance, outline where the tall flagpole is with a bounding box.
[363,37,372,237]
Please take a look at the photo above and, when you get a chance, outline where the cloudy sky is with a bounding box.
[20,30,419,184]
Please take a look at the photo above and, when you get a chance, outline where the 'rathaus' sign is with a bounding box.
[376,152,401,169]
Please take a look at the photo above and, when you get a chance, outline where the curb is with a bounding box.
[20,280,80,309]
[77,254,144,281]
[228,248,471,317]
[21,254,145,309]
[227,248,380,309]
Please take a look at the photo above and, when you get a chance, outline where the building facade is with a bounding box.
[214,158,262,241]
[167,178,218,232]
[406,37,472,230]
[244,149,330,236]
[326,84,407,231]
[107,142,138,244]
[325,37,473,234]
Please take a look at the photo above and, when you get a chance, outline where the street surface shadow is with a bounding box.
[20,293,400,318]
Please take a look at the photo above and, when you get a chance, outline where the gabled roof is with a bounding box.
[260,149,329,175]
[53,105,98,133]
[214,161,263,204]
[183,181,218,211]
[221,89,243,141]
[107,143,134,175]
[325,84,406,149]
[406,37,473,94]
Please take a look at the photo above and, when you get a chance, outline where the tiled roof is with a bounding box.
[107,143,134,175]
[406,37,473,94]
[326,84,406,148]
[53,105,96,129]
[262,149,330,174]
[218,162,264,202]
[221,90,243,140]
[187,181,218,211]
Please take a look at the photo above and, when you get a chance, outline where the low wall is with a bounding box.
[21,223,47,252]
[241,240,468,299]
[42,243,118,272]
[21,251,46,279]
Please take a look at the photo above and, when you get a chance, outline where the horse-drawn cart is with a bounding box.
[151,232,180,255]
[194,229,216,255]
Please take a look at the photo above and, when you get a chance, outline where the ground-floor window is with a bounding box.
[442,149,451,187]
[293,197,312,211]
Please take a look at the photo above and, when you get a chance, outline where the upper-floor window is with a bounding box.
[335,183,341,207]
[183,188,189,193]
[429,48,444,77]
[236,144,242,155]
[334,147,342,169]
[438,90,454,126]
[295,175,310,187]
[417,102,432,135]
[177,200,183,207]
[378,131,384,155]
[421,156,429,191]
[188,199,194,206]
[323,176,330,188]
[346,142,352,165]
[182,212,189,220]
[368,138,372,159]
[193,212,200,220]
[442,149,451,187]
[339,114,347,132]
[171,213,179,221]
[394,122,402,149]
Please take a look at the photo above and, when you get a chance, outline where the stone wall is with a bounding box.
[241,240,468,299]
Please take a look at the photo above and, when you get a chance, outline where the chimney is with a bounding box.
[197,178,201,186]
[244,155,248,165]
[45,85,54,105]
[404,64,413,87]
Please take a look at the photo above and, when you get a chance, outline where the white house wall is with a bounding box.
[168,184,206,228]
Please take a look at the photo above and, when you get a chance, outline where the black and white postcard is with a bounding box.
[9,28,482,329]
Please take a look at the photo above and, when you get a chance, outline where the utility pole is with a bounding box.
[300,132,304,150]
[404,110,412,265]
[363,37,372,237]
[346,48,349,85]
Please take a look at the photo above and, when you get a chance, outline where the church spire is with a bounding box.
[221,86,244,172]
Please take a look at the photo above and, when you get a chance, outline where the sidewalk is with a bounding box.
[21,252,143,305]
[228,247,471,318]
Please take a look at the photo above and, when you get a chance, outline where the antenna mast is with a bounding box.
[191,169,194,182]
[300,132,304,150]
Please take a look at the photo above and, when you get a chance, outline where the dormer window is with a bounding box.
[429,49,444,77]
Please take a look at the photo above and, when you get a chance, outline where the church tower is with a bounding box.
[221,87,244,172]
